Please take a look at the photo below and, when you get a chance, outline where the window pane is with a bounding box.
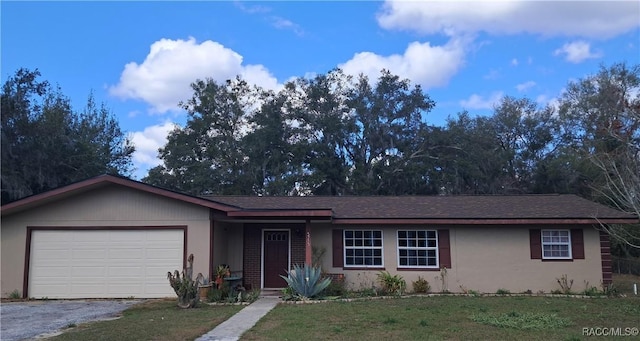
[396,230,437,268]
[344,230,383,267]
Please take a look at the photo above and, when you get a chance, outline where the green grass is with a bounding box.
[49,299,243,341]
[242,296,640,340]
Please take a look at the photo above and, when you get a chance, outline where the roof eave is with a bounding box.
[227,209,333,219]
[331,217,639,225]
[1,174,241,216]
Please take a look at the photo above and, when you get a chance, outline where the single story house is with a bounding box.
[1,174,637,299]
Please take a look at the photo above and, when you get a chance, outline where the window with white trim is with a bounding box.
[541,230,572,259]
[344,230,383,267]
[397,230,438,268]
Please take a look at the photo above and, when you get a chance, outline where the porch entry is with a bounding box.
[262,230,290,288]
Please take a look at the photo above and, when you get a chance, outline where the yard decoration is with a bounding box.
[167,253,199,308]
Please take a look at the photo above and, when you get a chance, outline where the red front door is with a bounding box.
[263,231,289,288]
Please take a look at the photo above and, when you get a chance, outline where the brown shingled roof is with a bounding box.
[204,194,638,221]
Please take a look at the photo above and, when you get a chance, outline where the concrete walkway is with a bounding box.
[195,296,280,341]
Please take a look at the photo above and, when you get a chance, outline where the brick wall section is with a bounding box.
[599,230,612,286]
[290,224,305,267]
[243,224,261,290]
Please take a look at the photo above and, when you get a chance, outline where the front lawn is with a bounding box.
[49,299,243,341]
[243,295,640,340]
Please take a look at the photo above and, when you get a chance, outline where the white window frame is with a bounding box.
[343,229,384,268]
[397,230,439,268]
[541,229,572,260]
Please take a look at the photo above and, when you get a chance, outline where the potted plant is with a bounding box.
[214,264,231,290]
[195,273,212,301]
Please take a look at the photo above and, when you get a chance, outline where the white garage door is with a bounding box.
[29,229,184,299]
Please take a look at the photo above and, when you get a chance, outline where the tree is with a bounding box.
[1,68,134,204]
[144,77,257,195]
[558,62,640,250]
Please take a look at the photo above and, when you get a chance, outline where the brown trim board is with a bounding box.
[2,174,240,216]
[23,225,188,299]
[332,218,637,225]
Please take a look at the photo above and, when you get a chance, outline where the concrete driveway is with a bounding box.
[1,300,140,341]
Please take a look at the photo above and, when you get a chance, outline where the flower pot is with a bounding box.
[198,284,212,301]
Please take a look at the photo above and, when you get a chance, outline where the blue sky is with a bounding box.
[2,1,639,179]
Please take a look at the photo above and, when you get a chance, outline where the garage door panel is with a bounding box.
[71,266,106,277]
[73,249,107,259]
[109,249,144,259]
[29,229,184,299]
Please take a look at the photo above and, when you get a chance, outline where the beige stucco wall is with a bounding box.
[1,185,212,297]
[316,225,603,294]
[212,221,244,273]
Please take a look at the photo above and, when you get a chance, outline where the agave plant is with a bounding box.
[280,264,331,299]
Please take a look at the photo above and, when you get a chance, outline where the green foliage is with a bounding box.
[8,290,21,299]
[167,254,198,308]
[602,282,620,297]
[322,275,347,297]
[280,264,332,300]
[1,68,134,204]
[582,286,601,297]
[496,288,511,295]
[412,276,430,293]
[471,311,571,330]
[377,271,406,296]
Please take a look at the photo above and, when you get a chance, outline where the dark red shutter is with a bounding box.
[332,229,343,268]
[571,229,585,259]
[530,229,542,259]
[438,229,451,269]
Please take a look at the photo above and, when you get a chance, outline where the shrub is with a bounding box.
[280,264,331,300]
[323,275,347,296]
[377,271,406,296]
[8,290,21,299]
[412,276,430,293]
[556,274,574,294]
[496,288,511,295]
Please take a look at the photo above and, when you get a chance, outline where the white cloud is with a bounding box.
[460,91,504,110]
[511,58,518,66]
[377,1,639,39]
[270,16,305,36]
[516,81,536,92]
[553,41,602,63]
[130,121,177,175]
[109,37,280,114]
[338,37,466,89]
[234,1,271,14]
